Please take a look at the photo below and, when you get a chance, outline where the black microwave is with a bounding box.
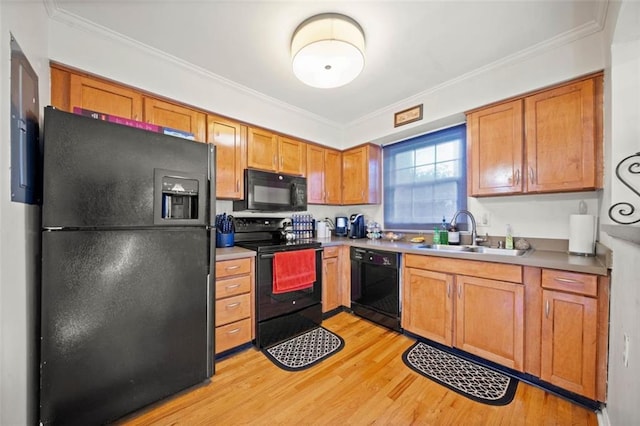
[233,169,307,212]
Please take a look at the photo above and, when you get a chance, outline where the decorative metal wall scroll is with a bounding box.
[609,152,640,225]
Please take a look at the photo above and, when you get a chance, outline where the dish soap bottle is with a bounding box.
[505,224,514,250]
[439,217,448,245]
[433,225,441,244]
[448,223,460,245]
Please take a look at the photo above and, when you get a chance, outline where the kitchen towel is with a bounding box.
[569,214,597,255]
[272,249,316,294]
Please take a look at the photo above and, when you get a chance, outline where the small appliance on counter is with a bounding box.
[348,214,366,239]
[335,216,348,237]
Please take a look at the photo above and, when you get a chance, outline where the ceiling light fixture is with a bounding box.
[291,13,365,89]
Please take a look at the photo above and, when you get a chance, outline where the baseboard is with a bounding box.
[597,406,610,426]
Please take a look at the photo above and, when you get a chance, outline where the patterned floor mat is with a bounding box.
[402,341,518,406]
[263,327,345,371]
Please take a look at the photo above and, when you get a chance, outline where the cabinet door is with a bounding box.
[342,144,381,204]
[325,148,342,204]
[322,255,341,313]
[307,145,325,204]
[467,99,524,196]
[143,98,206,142]
[402,268,453,346]
[69,74,143,120]
[208,115,246,199]
[455,275,524,371]
[278,136,306,176]
[541,289,597,399]
[247,127,278,172]
[525,78,596,192]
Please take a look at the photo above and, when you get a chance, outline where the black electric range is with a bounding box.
[231,217,323,348]
[233,217,321,252]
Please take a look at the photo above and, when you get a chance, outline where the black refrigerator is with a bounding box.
[39,107,215,425]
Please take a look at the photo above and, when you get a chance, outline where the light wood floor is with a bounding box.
[120,312,598,425]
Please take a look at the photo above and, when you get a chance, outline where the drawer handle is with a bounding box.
[447,283,451,298]
[554,277,582,284]
[225,284,241,290]
[457,285,461,299]
[227,328,241,335]
[225,302,241,309]
[225,265,241,271]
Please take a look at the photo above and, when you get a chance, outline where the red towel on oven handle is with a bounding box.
[272,249,316,294]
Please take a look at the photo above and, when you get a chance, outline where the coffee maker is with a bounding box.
[348,214,366,239]
[335,216,348,237]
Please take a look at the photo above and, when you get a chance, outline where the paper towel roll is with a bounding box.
[569,214,596,255]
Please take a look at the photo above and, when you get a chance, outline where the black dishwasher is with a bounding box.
[350,247,401,332]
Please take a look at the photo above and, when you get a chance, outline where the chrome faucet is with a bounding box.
[450,209,478,246]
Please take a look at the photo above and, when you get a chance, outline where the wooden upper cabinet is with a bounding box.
[247,128,305,175]
[208,115,246,199]
[247,127,278,172]
[307,145,325,204]
[466,73,603,197]
[278,136,306,176]
[68,74,143,120]
[525,78,597,192]
[143,98,206,142]
[325,148,342,204]
[307,145,342,205]
[342,143,381,205]
[467,100,524,196]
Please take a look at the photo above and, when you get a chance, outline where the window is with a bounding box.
[383,124,467,231]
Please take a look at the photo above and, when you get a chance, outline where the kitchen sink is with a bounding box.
[416,244,475,252]
[467,246,530,256]
[416,244,530,256]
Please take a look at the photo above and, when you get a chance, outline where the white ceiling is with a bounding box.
[51,0,608,126]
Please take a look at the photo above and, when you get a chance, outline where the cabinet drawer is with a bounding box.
[324,246,339,258]
[216,318,252,354]
[216,258,252,278]
[542,269,597,297]
[215,275,252,299]
[215,293,251,326]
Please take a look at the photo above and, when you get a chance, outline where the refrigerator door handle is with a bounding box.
[206,272,214,377]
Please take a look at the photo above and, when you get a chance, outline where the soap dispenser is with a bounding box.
[505,224,514,250]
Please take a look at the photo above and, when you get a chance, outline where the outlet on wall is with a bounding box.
[623,334,630,367]
[477,212,491,227]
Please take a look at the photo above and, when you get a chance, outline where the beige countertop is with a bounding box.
[215,246,256,261]
[214,236,610,276]
[318,236,610,276]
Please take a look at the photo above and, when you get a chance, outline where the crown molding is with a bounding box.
[348,4,609,128]
[45,1,343,131]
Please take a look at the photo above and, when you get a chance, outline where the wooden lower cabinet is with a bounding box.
[403,254,525,371]
[322,247,341,313]
[214,257,255,354]
[455,275,524,371]
[322,245,351,312]
[539,269,603,400]
[403,268,453,346]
